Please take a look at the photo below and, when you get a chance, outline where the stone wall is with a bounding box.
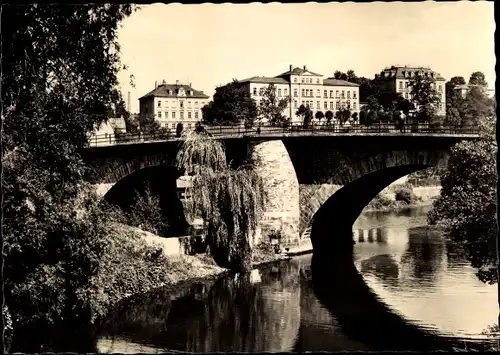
[251,140,300,246]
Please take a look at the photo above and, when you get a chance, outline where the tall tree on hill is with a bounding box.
[202,80,258,126]
[2,4,137,336]
[296,104,313,128]
[445,76,466,126]
[469,71,488,87]
[258,84,289,126]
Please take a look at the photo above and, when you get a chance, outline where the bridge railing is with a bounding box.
[87,122,481,147]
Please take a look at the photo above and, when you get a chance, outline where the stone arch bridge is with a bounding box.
[81,132,478,252]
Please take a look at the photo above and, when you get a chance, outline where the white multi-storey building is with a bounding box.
[237,65,360,123]
[139,80,210,130]
[375,65,446,116]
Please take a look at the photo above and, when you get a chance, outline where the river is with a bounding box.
[92,205,497,353]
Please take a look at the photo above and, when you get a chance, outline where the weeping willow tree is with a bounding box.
[176,131,266,272]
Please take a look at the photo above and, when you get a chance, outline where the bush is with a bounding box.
[394,185,417,204]
[126,185,168,235]
[366,193,394,210]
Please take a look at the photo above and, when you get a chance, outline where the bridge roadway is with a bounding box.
[88,123,480,147]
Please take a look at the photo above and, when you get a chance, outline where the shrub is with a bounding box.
[394,186,417,204]
[126,185,168,235]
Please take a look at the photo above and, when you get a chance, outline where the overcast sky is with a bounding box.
[117,2,495,113]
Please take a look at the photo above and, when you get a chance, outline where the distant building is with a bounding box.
[89,116,126,145]
[236,65,360,123]
[139,80,210,131]
[375,65,446,116]
[454,84,495,99]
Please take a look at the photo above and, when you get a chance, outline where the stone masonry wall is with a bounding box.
[251,140,300,246]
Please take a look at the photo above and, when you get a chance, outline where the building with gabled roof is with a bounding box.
[375,65,446,116]
[236,65,360,123]
[139,79,210,131]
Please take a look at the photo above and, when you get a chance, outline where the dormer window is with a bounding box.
[294,77,297,83]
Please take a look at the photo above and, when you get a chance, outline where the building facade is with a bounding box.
[139,80,210,130]
[454,84,495,99]
[375,65,446,116]
[237,65,360,123]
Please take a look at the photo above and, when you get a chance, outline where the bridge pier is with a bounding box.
[251,140,300,246]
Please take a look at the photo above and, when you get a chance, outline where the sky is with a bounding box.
[116,2,496,113]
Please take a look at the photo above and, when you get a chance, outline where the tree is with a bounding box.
[342,109,351,124]
[469,71,488,87]
[202,80,258,126]
[333,70,348,81]
[176,122,184,137]
[351,112,358,122]
[359,110,368,125]
[258,84,289,126]
[296,104,313,128]
[315,111,325,121]
[2,3,135,333]
[176,132,266,272]
[325,110,334,124]
[409,74,441,121]
[445,76,467,99]
[428,116,497,285]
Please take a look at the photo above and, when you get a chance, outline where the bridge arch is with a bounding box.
[309,163,435,255]
[102,165,190,237]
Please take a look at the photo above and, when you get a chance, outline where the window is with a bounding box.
[399,81,403,89]
[405,82,409,89]
[309,78,313,84]
[294,89,298,97]
[172,124,176,129]
[341,91,345,99]
[317,79,320,84]
[330,101,334,109]
[158,100,162,108]
[330,90,333,98]
[165,112,169,119]
[336,101,340,109]
[284,88,288,96]
[353,102,357,110]
[347,91,351,99]
[324,90,327,98]
[316,89,320,97]
[405,92,409,99]
[253,88,257,95]
[188,112,192,119]
[438,85,443,92]
[180,101,184,108]
[317,101,320,109]
[180,112,184,119]
[188,123,192,129]
[336,90,339,98]
[188,101,191,107]
[157,112,162,118]
[294,77,297,83]
[302,89,305,96]
[306,101,310,108]
[294,100,298,108]
[259,88,265,96]
[353,91,357,99]
[195,112,199,119]
[278,88,282,96]
[172,112,176,119]
[324,102,328,109]
[301,78,304,83]
[195,101,198,107]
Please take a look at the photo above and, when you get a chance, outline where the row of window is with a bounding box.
[157,100,206,108]
[399,81,443,91]
[294,100,357,110]
[161,122,195,129]
[157,111,200,119]
[254,87,290,96]
[297,88,357,99]
[293,77,321,84]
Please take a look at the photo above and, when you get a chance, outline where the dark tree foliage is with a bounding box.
[258,84,289,126]
[429,117,497,285]
[469,71,488,87]
[202,80,258,126]
[325,110,334,123]
[2,3,136,331]
[315,111,325,120]
[409,74,441,121]
[296,104,313,128]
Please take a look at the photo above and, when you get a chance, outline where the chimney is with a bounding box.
[189,82,192,88]
[162,79,166,85]
[289,64,293,71]
[176,80,179,86]
[155,80,158,89]
[303,65,307,71]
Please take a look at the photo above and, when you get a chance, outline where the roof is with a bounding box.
[238,76,290,85]
[276,67,323,78]
[379,65,445,81]
[323,78,359,87]
[139,83,209,100]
